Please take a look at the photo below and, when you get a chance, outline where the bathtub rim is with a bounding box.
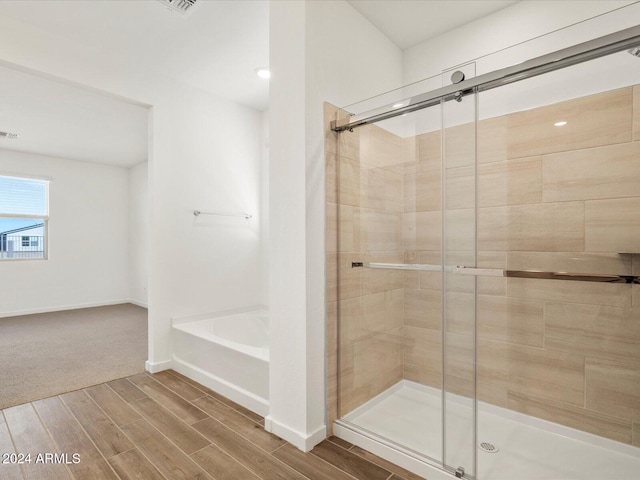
[171,305,269,362]
[172,304,268,326]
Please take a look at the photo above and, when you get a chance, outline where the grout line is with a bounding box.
[150,371,210,404]
[110,445,173,480]
[187,443,212,458]
[269,442,287,454]
[55,392,125,479]
[2,409,27,480]
[192,413,313,480]
[104,380,145,405]
[97,392,214,480]
[298,442,363,480]
[126,376,209,427]
[29,401,76,480]
[128,396,213,451]
[167,370,265,425]
[308,446,370,480]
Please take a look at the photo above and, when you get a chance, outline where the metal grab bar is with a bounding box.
[352,262,640,284]
[193,210,252,219]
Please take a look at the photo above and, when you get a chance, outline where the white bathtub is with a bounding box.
[171,309,269,416]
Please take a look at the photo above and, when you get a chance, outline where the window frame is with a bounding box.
[0,174,50,262]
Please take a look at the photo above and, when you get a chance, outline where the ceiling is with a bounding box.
[0,0,522,167]
[347,0,519,50]
[0,65,148,167]
[0,0,269,167]
[0,0,270,111]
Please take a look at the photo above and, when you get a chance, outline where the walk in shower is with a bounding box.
[326,23,640,480]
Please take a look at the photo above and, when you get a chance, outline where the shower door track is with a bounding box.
[331,24,640,132]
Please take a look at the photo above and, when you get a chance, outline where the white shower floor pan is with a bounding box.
[337,381,640,480]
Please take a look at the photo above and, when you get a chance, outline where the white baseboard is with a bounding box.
[264,416,326,452]
[0,299,137,318]
[145,359,172,373]
[128,299,148,308]
[172,358,269,417]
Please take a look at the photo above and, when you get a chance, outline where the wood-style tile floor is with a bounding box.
[0,370,424,480]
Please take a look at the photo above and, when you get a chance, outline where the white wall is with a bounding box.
[0,9,264,369]
[151,86,263,368]
[403,1,638,89]
[260,111,269,307]
[268,0,403,450]
[129,161,148,307]
[0,149,130,316]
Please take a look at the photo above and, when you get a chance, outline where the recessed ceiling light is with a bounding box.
[255,67,270,79]
[554,121,567,127]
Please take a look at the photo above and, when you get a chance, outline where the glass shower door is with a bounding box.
[442,74,478,479]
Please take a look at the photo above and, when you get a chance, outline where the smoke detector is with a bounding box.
[0,131,19,140]
[155,0,199,15]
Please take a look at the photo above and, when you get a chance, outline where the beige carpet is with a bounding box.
[0,303,147,409]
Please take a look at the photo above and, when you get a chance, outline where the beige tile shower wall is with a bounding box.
[325,103,409,427]
[476,85,640,446]
[326,84,640,445]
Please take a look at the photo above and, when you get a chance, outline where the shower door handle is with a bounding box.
[454,266,640,283]
[454,266,504,277]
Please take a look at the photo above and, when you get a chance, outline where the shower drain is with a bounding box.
[478,442,499,453]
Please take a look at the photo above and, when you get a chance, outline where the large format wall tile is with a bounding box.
[445,208,475,252]
[360,168,404,213]
[479,202,584,252]
[545,303,640,365]
[444,333,475,397]
[634,85,640,141]
[403,326,442,388]
[444,122,475,169]
[478,156,542,207]
[404,288,442,330]
[445,166,475,210]
[506,252,633,275]
[412,211,442,251]
[478,339,585,406]
[585,197,640,253]
[507,391,632,444]
[404,170,441,213]
[478,116,508,164]
[478,295,544,347]
[327,152,337,204]
[362,252,404,295]
[337,156,361,207]
[543,142,640,203]
[586,358,640,421]
[507,87,632,158]
[507,277,631,308]
[360,124,407,171]
[360,209,403,252]
[415,131,441,173]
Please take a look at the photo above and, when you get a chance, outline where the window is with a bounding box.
[0,175,49,260]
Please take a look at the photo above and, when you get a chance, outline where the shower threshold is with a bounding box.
[336,381,640,480]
